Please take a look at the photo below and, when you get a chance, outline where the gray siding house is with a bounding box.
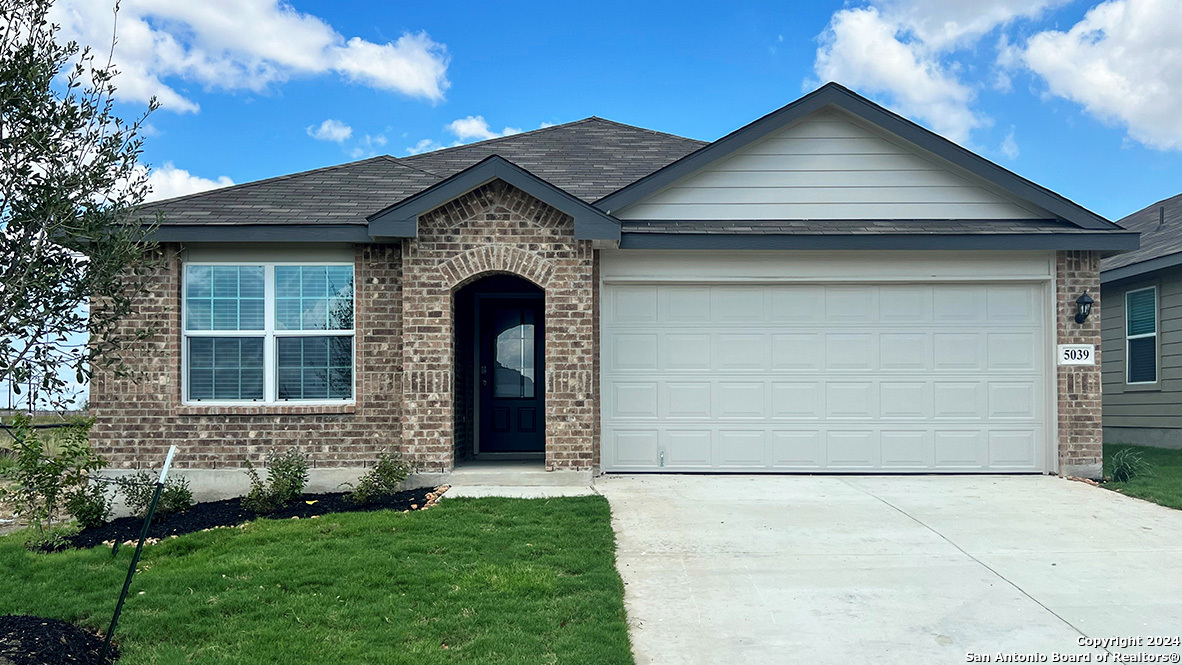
[1102,194,1182,447]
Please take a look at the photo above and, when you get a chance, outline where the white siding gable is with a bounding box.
[615,108,1046,221]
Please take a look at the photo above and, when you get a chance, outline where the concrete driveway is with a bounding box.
[598,475,1182,664]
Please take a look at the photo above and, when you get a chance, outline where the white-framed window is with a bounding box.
[183,262,355,403]
[1125,286,1158,385]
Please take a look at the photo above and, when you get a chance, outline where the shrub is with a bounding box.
[345,451,411,505]
[161,475,194,514]
[117,470,194,517]
[65,480,112,529]
[1110,448,1153,483]
[242,450,308,514]
[0,415,104,544]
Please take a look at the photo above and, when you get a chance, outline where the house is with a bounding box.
[1101,194,1182,448]
[89,83,1137,480]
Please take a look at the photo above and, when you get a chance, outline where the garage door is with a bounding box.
[602,283,1049,472]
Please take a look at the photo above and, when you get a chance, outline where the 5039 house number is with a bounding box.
[1057,344,1095,366]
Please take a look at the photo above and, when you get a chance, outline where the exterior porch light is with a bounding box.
[1074,292,1094,324]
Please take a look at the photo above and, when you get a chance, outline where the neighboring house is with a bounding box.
[90,83,1137,480]
[1101,194,1182,448]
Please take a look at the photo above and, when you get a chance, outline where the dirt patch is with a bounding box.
[47,485,449,552]
[0,614,116,665]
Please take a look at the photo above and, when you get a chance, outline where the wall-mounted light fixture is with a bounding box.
[1074,292,1094,324]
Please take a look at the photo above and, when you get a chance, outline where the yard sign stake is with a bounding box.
[100,445,176,662]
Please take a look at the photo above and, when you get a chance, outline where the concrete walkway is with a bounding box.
[598,475,1182,665]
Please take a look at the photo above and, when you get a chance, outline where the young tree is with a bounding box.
[0,0,159,410]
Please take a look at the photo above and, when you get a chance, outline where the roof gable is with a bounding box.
[597,83,1118,231]
[614,107,1046,221]
[367,156,620,241]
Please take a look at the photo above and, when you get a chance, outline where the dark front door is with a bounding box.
[479,297,544,453]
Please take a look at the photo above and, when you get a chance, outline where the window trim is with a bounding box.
[1124,285,1159,386]
[182,261,356,405]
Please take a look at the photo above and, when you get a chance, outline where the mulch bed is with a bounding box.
[45,486,448,552]
[0,615,116,665]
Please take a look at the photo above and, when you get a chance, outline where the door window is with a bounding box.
[493,307,536,399]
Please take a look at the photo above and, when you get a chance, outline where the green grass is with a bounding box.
[1104,443,1182,510]
[0,496,634,665]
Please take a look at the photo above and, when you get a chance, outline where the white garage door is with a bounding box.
[602,282,1049,472]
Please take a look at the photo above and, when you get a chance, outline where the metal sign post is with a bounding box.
[99,445,176,662]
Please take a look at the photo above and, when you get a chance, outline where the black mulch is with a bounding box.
[0,615,116,665]
[46,487,442,552]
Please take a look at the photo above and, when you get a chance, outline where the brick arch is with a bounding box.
[438,245,556,292]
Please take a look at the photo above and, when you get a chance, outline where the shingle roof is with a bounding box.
[141,118,706,226]
[140,156,442,226]
[1102,192,1182,272]
[400,118,707,202]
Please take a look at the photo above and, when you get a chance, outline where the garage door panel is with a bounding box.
[771,382,823,418]
[825,286,878,322]
[716,382,766,418]
[880,382,929,418]
[880,430,930,467]
[826,382,875,418]
[772,333,823,369]
[880,333,929,369]
[665,334,711,369]
[826,333,875,370]
[772,430,823,466]
[987,332,1036,369]
[826,430,877,466]
[664,382,712,418]
[612,382,659,419]
[933,430,985,467]
[988,430,1038,467]
[716,430,767,467]
[665,430,713,467]
[603,282,1048,473]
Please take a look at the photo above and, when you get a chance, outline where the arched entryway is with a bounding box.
[453,274,545,462]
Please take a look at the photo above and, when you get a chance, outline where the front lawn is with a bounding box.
[0,496,634,665]
[1104,443,1182,510]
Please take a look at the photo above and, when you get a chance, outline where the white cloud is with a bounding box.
[1017,0,1182,151]
[51,0,450,113]
[446,116,522,141]
[348,134,388,159]
[307,119,353,143]
[404,138,442,155]
[404,116,526,155]
[143,162,234,201]
[1001,129,1019,159]
[813,0,1068,144]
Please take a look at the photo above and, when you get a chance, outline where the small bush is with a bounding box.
[0,415,104,543]
[161,475,194,514]
[1110,448,1153,483]
[117,470,156,517]
[345,451,411,505]
[65,480,113,529]
[242,450,309,514]
[117,470,193,517]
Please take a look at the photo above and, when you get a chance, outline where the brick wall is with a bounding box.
[90,243,404,469]
[1056,250,1103,478]
[401,180,597,471]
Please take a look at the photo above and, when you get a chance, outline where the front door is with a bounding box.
[478,296,544,453]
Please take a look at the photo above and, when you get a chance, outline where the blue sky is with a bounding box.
[52,0,1182,222]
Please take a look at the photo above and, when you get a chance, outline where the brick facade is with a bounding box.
[1056,250,1103,478]
[91,243,404,469]
[400,180,597,471]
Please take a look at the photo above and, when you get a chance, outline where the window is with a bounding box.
[183,263,354,402]
[1125,286,1158,385]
